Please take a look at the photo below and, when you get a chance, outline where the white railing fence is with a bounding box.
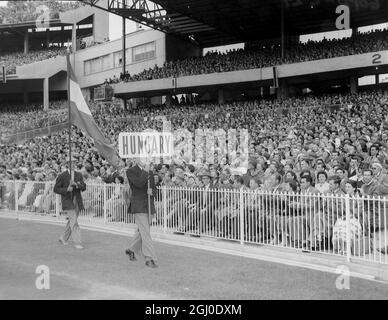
[1,180,387,264]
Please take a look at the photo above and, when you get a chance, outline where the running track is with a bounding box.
[1,219,388,300]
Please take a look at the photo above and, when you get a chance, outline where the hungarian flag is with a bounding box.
[67,54,122,168]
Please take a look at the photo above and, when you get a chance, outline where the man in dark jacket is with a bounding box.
[54,159,86,249]
[125,158,158,268]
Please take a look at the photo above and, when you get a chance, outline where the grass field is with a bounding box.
[1,218,388,300]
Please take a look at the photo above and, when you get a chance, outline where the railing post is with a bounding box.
[345,194,351,262]
[55,193,60,218]
[103,183,107,224]
[14,180,18,213]
[162,186,167,233]
[240,188,244,245]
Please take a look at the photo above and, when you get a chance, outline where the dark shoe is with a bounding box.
[310,242,322,251]
[125,249,136,261]
[302,243,311,253]
[58,237,69,246]
[145,260,158,268]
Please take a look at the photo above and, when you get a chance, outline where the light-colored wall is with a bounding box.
[16,55,67,79]
[6,47,387,97]
[278,50,388,78]
[59,0,109,43]
[74,29,166,88]
[113,50,388,95]
[114,77,174,94]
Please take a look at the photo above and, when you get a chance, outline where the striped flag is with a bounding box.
[67,54,122,168]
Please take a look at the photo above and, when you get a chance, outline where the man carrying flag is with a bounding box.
[54,157,86,249]
[125,157,158,268]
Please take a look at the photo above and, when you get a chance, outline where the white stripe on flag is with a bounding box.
[70,79,92,116]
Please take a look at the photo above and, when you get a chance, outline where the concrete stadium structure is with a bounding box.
[1,0,388,110]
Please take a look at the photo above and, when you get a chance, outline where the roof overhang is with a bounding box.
[80,0,388,48]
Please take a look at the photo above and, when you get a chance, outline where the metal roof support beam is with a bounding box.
[180,27,216,34]
[108,0,166,21]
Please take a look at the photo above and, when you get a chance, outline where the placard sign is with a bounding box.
[118,132,174,158]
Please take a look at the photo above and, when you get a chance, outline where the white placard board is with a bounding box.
[118,132,174,158]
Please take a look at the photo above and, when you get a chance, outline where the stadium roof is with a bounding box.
[0,16,93,47]
[0,19,66,31]
[82,0,388,47]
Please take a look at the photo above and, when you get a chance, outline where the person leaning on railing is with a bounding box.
[39,171,57,215]
[0,165,6,208]
[263,173,283,245]
[0,177,5,209]
[196,170,219,235]
[322,175,346,249]
[30,172,47,213]
[106,176,128,222]
[213,183,236,238]
[332,180,363,255]
[17,174,35,210]
[162,174,185,231]
[360,168,380,235]
[2,178,15,210]
[275,179,300,247]
[286,174,320,250]
[243,178,264,242]
[364,163,388,254]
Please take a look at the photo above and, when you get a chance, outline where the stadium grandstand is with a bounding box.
[1,0,388,299]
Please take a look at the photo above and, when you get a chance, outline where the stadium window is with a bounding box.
[114,49,133,67]
[84,60,90,75]
[84,56,101,75]
[79,24,93,29]
[85,53,113,75]
[132,42,155,63]
[126,48,132,65]
[358,75,376,86]
[101,54,111,70]
[114,51,123,67]
[379,74,388,83]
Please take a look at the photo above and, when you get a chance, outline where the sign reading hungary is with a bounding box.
[118,132,174,158]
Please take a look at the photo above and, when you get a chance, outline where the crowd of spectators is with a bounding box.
[0,1,83,24]
[0,47,68,75]
[1,89,388,253]
[117,29,388,83]
[1,90,388,191]
[0,100,68,137]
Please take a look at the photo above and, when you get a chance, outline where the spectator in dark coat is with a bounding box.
[54,160,86,249]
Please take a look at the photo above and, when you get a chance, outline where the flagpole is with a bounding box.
[66,47,72,178]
